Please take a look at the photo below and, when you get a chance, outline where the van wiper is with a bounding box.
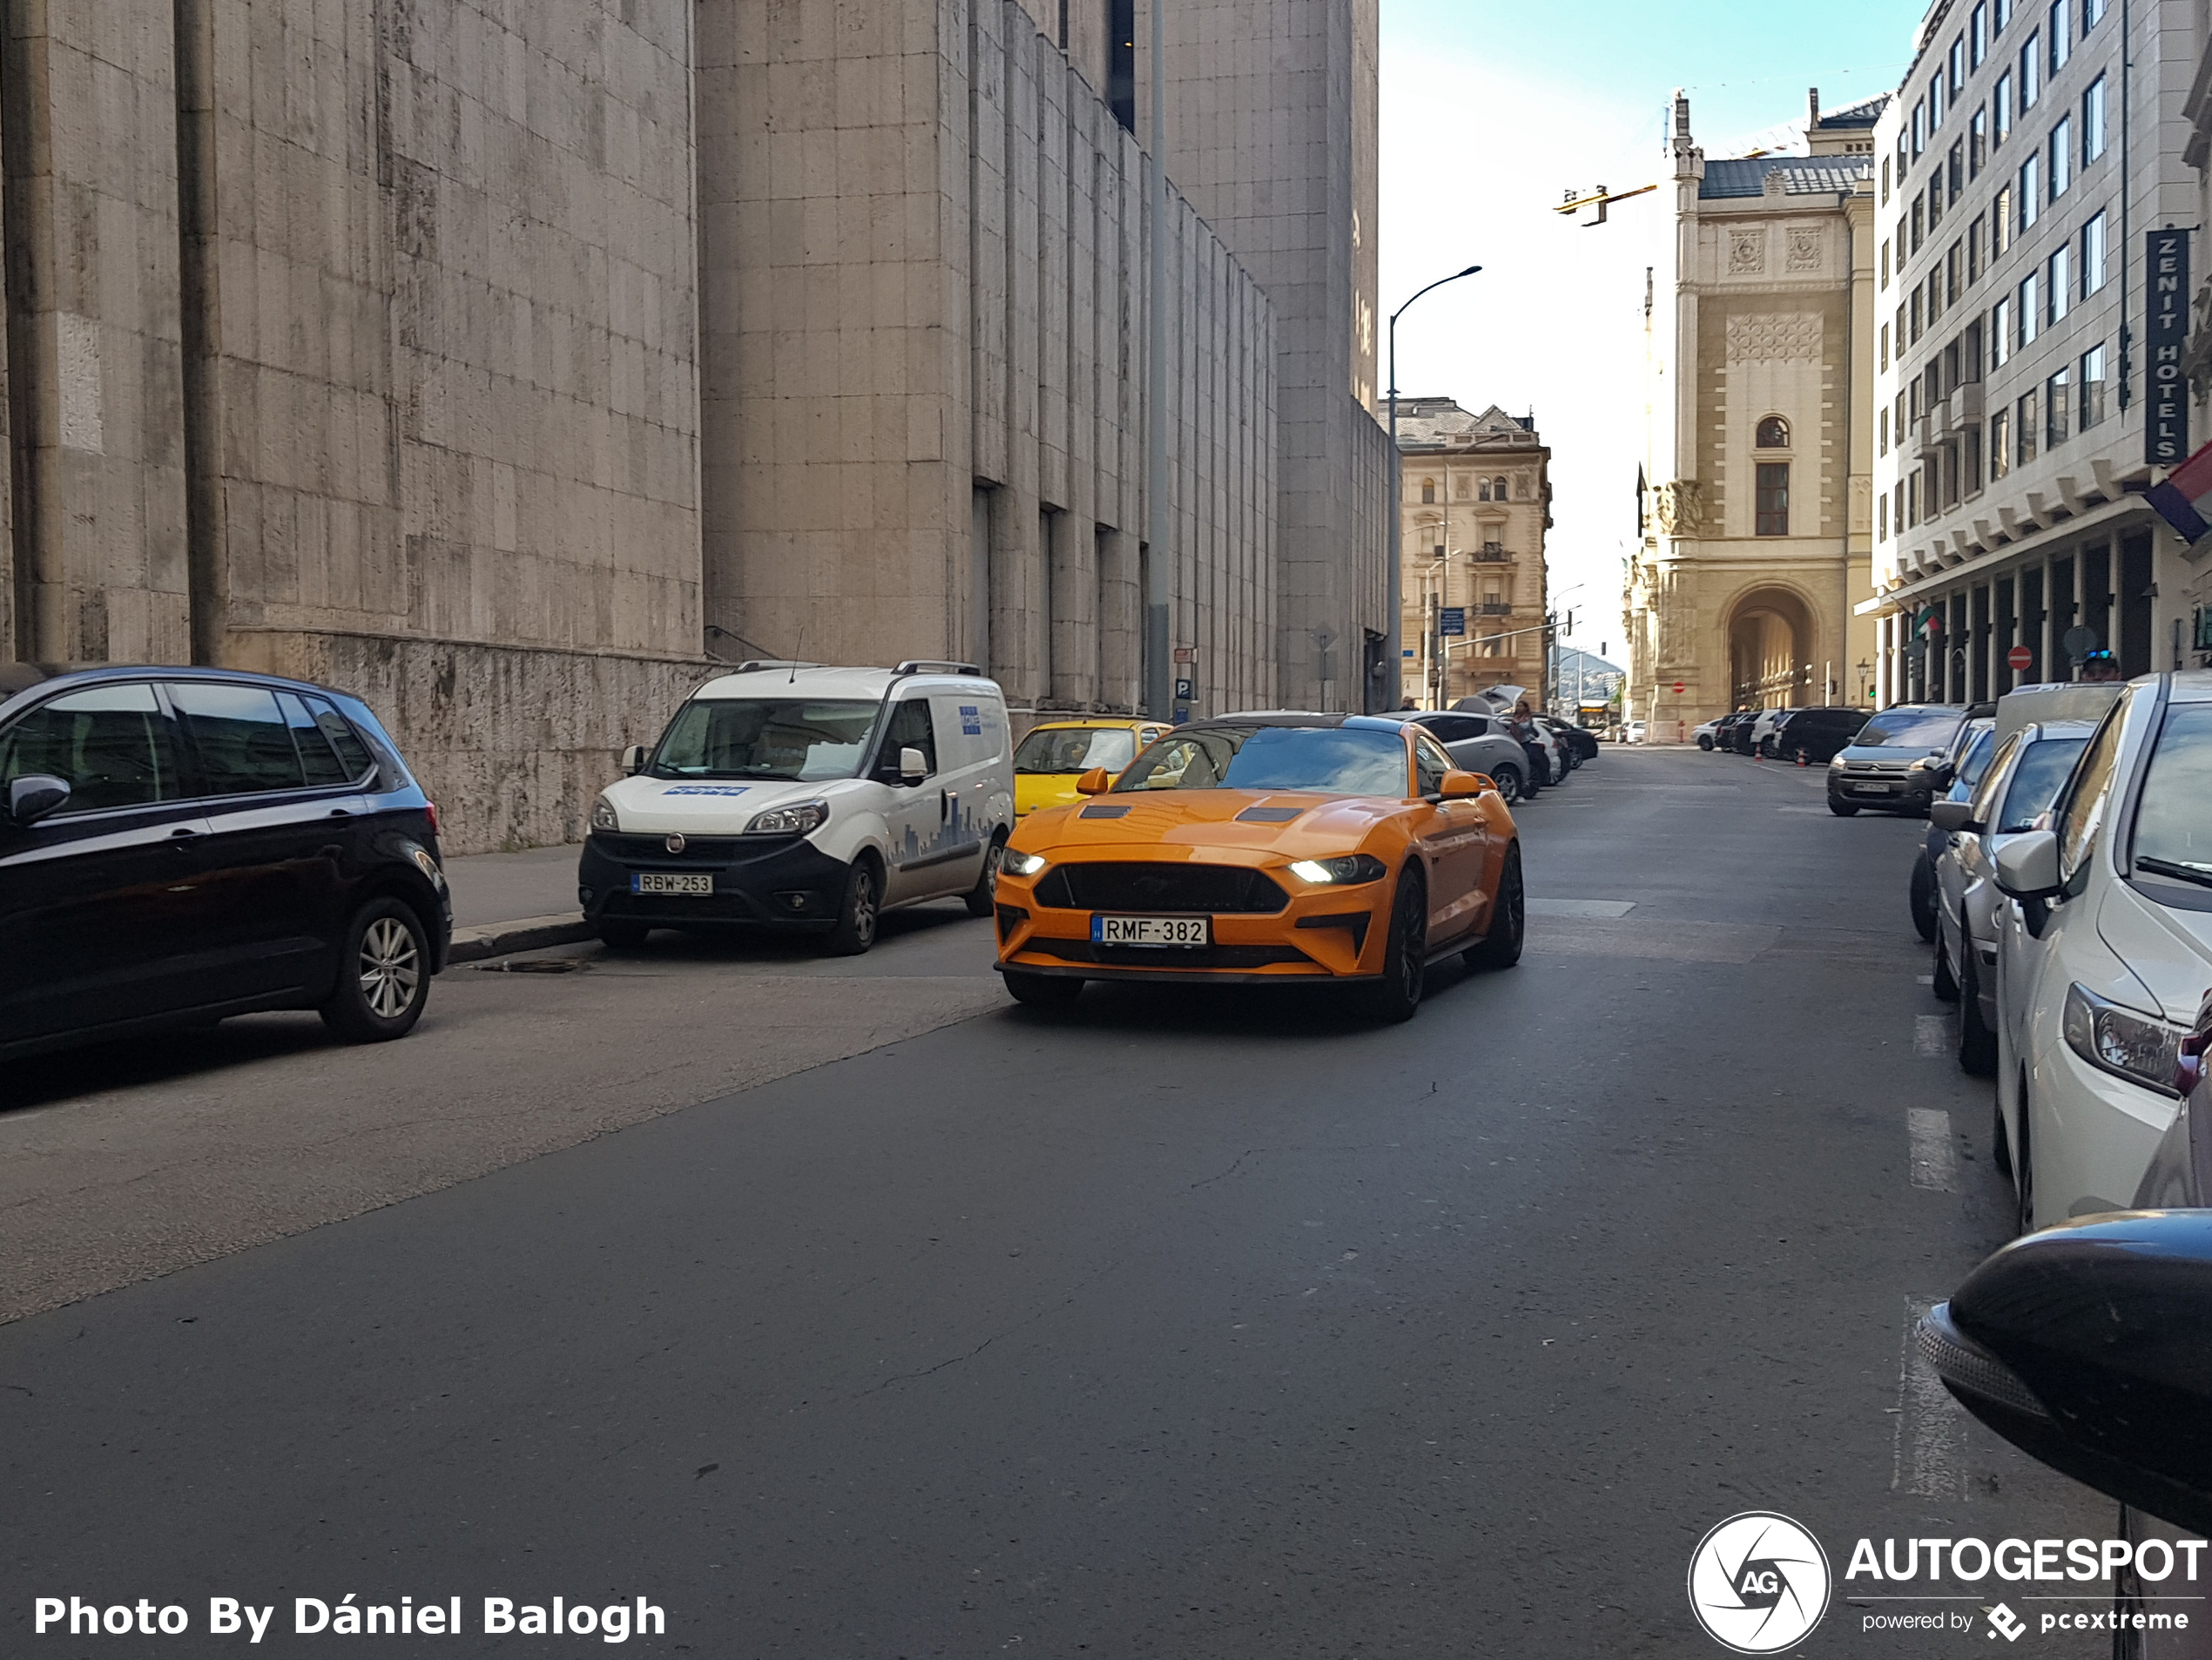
[2136,855,2212,890]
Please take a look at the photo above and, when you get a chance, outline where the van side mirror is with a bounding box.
[1928,800,1977,833]
[900,746,929,785]
[621,745,648,776]
[8,774,70,826]
[1994,829,2060,899]
[1075,767,1114,796]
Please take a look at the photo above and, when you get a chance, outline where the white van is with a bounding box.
[578,662,1014,953]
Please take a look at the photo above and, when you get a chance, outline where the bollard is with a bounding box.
[1796,749,1808,766]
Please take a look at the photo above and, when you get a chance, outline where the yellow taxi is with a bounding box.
[1012,719,1171,819]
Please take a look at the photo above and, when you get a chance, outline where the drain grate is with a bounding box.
[474,957,590,975]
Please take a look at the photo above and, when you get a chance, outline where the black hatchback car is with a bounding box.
[0,665,452,1057]
[1766,706,1869,764]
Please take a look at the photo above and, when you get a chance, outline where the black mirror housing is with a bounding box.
[1925,1211,2212,1536]
[8,773,71,826]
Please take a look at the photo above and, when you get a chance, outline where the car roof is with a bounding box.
[691,665,1000,701]
[2168,669,2212,704]
[0,661,349,704]
[1024,716,1157,729]
[1194,711,1414,734]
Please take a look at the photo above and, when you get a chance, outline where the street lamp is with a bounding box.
[1386,265,1481,711]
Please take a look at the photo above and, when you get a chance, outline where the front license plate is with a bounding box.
[632,872,713,895]
[1091,914,1211,947]
[1851,781,1896,793]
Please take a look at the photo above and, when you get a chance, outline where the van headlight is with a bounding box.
[1001,848,1049,877]
[590,793,619,833]
[745,800,829,837]
[1288,854,1387,885]
[2064,983,2186,1096]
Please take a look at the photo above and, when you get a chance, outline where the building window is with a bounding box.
[1911,288,1925,343]
[2020,33,2041,108]
[1908,470,1921,526]
[1964,422,1985,493]
[1995,72,2013,144]
[1996,0,2013,28]
[1951,36,1967,94]
[1881,158,1892,204]
[1949,140,1965,199]
[1420,479,1435,503]
[1929,268,1945,326]
[2083,0,2103,27]
[2018,154,2040,230]
[1108,0,1136,131]
[2082,77,2106,162]
[1896,389,1908,441]
[1969,214,1986,281]
[2049,115,2071,199]
[1991,408,2013,478]
[1897,132,1910,184]
[2019,270,2040,345]
[1931,71,1946,131]
[1476,477,1491,501]
[1878,491,1890,539]
[1756,415,1791,449]
[2046,366,2071,447]
[2018,388,2040,464]
[2079,341,2107,427]
[2048,243,2071,323]
[1931,171,1946,228]
[1913,99,1927,157]
[1880,323,1891,372]
[1992,294,2013,366]
[1946,240,1963,304]
[1455,475,1472,499]
[1880,239,1891,288]
[1912,194,1925,253]
[1494,476,1509,498]
[2082,210,2107,293]
[1965,318,1986,381]
[1973,0,1990,64]
[1993,185,2013,253]
[1755,464,1791,536]
[2047,0,2070,71]
[1880,407,1891,454]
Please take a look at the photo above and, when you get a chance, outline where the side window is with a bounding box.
[0,682,183,812]
[1413,733,1451,796]
[2054,696,2128,879]
[878,698,936,781]
[1968,732,2020,823]
[168,682,308,795]
[278,693,352,787]
[308,698,376,779]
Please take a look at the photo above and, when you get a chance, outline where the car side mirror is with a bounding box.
[900,746,929,785]
[1993,828,2060,898]
[1075,767,1114,796]
[8,773,70,826]
[1438,770,1485,800]
[1920,1211,2212,1537]
[621,744,648,776]
[1928,800,1977,833]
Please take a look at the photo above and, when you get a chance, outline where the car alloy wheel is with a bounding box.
[360,917,421,1019]
[964,835,1007,917]
[825,857,881,955]
[319,897,432,1043]
[1364,867,1426,1023]
[1465,843,1524,970]
[1494,766,1524,805]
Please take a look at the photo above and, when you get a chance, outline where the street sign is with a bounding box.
[1439,607,1466,638]
[1672,680,1685,694]
[2147,230,2193,464]
[1173,646,1196,664]
[2062,625,2098,663]
[1174,677,1193,700]
[2006,644,2033,671]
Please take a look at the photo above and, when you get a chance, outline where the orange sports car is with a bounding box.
[991,712,1523,1020]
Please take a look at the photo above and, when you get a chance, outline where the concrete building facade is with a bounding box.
[1865,0,2208,700]
[1392,400,1551,707]
[1627,92,1886,738]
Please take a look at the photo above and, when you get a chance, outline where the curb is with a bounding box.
[447,913,598,965]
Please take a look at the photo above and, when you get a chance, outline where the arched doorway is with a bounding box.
[1724,586,1819,708]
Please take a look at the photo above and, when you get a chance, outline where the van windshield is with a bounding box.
[651,699,880,782]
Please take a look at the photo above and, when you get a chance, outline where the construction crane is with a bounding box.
[1554,183,1657,228]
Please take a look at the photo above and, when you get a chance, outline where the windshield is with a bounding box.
[1995,736,2087,833]
[1114,725,1409,796]
[2130,703,2212,887]
[1014,726,1139,775]
[651,698,880,782]
[1853,708,1962,751]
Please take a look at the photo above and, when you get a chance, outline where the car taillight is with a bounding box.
[426,800,441,837]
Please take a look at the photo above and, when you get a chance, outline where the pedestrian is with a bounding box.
[1399,696,1417,710]
[2078,649,2122,684]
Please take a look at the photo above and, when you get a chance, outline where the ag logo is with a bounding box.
[1687,1512,1831,1653]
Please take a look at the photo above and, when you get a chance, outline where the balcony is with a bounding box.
[1474,600,1514,616]
[1469,544,1513,563]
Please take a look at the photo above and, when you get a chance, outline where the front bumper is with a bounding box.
[578,831,853,930]
[993,869,1389,981]
[1829,770,1917,806]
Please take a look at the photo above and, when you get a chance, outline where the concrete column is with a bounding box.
[1096,524,1138,710]
[1049,507,1097,705]
[988,483,1047,703]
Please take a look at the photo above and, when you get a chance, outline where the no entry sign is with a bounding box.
[1672,681,1685,693]
[2006,645,2033,671]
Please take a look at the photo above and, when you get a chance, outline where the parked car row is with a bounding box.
[1696,705,1872,763]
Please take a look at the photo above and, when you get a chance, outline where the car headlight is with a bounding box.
[1001,848,1049,877]
[1288,854,1387,886]
[745,800,829,837]
[590,793,620,833]
[2063,983,2186,1097]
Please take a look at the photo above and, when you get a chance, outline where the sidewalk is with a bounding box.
[441,843,596,963]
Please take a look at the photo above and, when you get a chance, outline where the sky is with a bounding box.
[1377,0,1922,659]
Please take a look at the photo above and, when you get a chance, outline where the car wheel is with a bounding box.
[1908,852,1937,941]
[1492,765,1525,806]
[1362,866,1427,1023]
[822,855,882,956]
[1003,969,1082,1008]
[1697,735,1714,750]
[1932,929,1960,1002]
[597,920,651,949]
[319,897,432,1043]
[963,834,1007,917]
[1991,1091,2013,1178]
[1464,843,1524,971]
[2013,1072,2036,1233]
[1828,800,1858,816]
[1958,950,1999,1076]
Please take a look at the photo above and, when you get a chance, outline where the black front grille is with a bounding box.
[593,832,755,860]
[1022,938,1313,969]
[1034,861,1288,914]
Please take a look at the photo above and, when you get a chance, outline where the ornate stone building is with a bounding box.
[1627,91,1886,738]
[1393,401,1551,706]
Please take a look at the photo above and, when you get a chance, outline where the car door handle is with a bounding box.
[168,827,200,850]
[329,807,352,818]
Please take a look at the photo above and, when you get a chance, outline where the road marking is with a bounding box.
[1524,898,1635,918]
[1908,1108,1959,1191]
[1892,1294,1966,1499]
[1915,974,1933,985]
[1914,1014,1954,1057]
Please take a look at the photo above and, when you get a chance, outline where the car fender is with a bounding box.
[808,806,890,874]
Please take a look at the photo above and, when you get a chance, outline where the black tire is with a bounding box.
[1958,948,1999,1076]
[1932,929,1960,1002]
[823,855,882,955]
[1908,852,1938,942]
[1992,1092,2013,1178]
[1362,866,1427,1023]
[1464,843,1524,970]
[1828,800,1858,816]
[1697,735,1714,751]
[963,834,1007,917]
[1003,969,1082,1008]
[319,896,432,1043]
[1492,764,1526,806]
[597,919,651,948]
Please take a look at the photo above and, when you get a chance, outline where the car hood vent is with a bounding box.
[1235,806,1305,823]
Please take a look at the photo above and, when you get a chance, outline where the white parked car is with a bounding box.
[1993,671,2212,1231]
[579,662,1015,954]
[1622,720,1648,745]
[1692,717,1723,751]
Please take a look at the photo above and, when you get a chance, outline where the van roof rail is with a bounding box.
[730,660,826,673]
[893,659,983,677]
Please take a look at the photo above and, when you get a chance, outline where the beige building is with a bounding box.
[1627,91,1885,738]
[1393,402,1551,706]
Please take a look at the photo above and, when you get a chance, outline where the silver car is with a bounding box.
[1405,711,1540,804]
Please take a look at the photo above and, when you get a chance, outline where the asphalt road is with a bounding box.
[0,749,2107,1656]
